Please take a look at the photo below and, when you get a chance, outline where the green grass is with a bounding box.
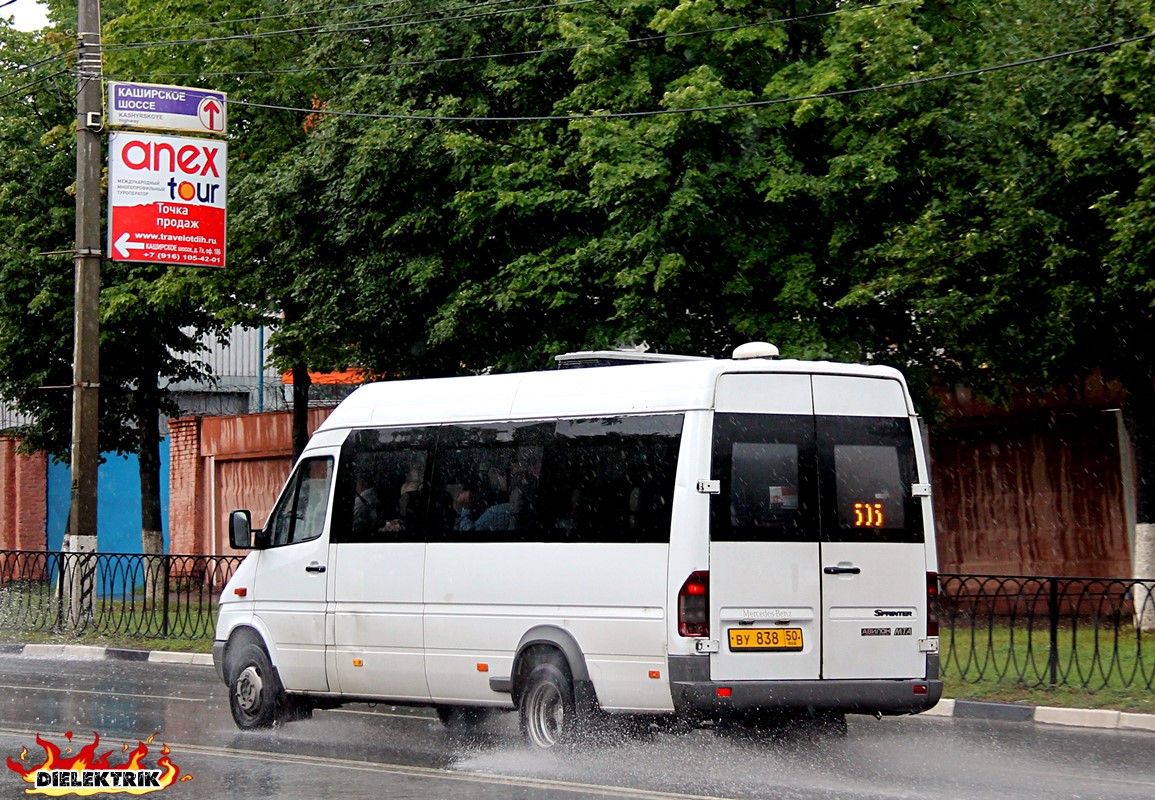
[0,628,213,654]
[942,622,1155,713]
[0,580,218,654]
[943,679,1155,714]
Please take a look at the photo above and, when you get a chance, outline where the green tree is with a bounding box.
[798,0,1155,578]
[230,0,854,376]
[0,12,229,556]
[9,0,1155,584]
[105,0,372,455]
[237,0,1155,580]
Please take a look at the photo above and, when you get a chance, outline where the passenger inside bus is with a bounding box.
[384,457,425,532]
[352,471,382,535]
[455,468,513,532]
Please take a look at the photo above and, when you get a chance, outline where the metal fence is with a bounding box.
[2,552,1154,694]
[939,573,1155,691]
[0,550,243,640]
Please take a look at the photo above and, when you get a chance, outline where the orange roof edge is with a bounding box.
[281,368,371,386]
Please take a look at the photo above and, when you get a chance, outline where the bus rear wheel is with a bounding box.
[519,661,577,750]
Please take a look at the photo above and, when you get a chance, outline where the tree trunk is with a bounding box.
[292,362,311,460]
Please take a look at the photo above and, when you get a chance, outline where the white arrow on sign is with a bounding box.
[113,232,147,259]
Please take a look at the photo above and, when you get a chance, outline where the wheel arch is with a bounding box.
[222,624,278,683]
[511,625,596,708]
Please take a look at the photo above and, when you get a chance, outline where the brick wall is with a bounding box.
[931,412,1130,577]
[167,408,333,555]
[0,434,47,551]
[167,417,203,555]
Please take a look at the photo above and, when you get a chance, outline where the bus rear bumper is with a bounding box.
[668,655,943,717]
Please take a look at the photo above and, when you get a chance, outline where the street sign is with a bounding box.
[107,81,227,135]
[107,132,227,268]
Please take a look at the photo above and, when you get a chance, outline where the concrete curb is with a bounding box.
[924,698,1155,733]
[3,645,1152,733]
[10,643,214,667]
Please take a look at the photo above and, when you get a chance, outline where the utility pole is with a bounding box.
[65,0,102,621]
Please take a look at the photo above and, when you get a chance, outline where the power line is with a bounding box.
[107,1,913,80]
[0,68,69,103]
[104,0,594,51]
[226,31,1155,123]
[3,47,79,77]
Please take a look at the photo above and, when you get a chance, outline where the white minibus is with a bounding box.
[214,343,942,748]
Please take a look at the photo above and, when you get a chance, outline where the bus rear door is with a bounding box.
[708,374,821,682]
[814,375,928,680]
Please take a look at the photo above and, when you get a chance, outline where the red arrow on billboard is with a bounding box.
[203,100,221,128]
[197,97,225,132]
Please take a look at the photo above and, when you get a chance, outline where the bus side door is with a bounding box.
[252,454,335,692]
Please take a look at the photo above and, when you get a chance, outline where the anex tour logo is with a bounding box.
[6,731,190,796]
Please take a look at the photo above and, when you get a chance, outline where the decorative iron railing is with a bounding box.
[2,552,1153,693]
[939,573,1155,691]
[0,549,244,640]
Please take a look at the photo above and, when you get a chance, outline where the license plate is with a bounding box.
[728,628,804,652]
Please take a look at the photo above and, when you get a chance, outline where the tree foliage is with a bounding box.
[1,15,229,458]
[1,7,233,549]
[4,0,1155,530]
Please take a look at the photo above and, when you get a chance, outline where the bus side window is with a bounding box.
[429,422,551,539]
[546,415,681,543]
[265,456,334,547]
[429,415,681,543]
[333,427,434,544]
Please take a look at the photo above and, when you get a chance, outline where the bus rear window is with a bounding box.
[819,417,924,544]
[731,443,801,527]
[711,413,817,542]
[833,445,905,531]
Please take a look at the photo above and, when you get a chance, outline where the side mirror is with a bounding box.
[229,510,262,550]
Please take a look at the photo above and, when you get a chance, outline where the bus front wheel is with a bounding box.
[228,640,286,729]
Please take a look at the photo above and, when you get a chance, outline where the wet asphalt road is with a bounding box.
[0,654,1153,800]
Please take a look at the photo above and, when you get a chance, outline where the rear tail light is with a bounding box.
[927,572,939,637]
[678,571,709,637]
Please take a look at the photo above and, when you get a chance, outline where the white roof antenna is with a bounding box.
[732,341,780,360]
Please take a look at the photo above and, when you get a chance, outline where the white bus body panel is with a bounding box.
[249,538,330,692]
[709,372,931,685]
[329,543,429,701]
[710,542,823,681]
[812,375,928,680]
[710,374,820,682]
[820,542,927,679]
[423,543,672,711]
